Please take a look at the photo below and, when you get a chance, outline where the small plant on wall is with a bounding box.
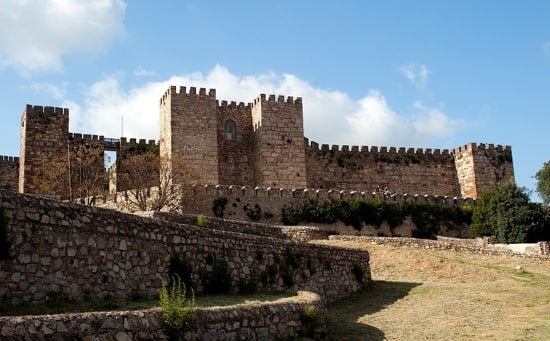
[159,275,196,340]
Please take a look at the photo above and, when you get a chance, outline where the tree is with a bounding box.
[37,144,106,204]
[535,161,550,205]
[471,181,548,243]
[119,153,193,211]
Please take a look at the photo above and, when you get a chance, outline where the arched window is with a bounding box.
[224,120,236,140]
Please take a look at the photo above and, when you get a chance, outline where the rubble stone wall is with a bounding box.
[0,291,324,341]
[0,190,370,306]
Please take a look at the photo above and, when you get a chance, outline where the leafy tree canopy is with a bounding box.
[471,181,550,243]
[535,161,550,205]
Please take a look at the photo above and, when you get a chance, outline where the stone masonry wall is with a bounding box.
[0,291,325,341]
[306,140,459,195]
[19,105,69,194]
[0,156,19,192]
[252,94,307,189]
[0,190,370,306]
[454,143,514,198]
[160,86,219,184]
[216,101,255,185]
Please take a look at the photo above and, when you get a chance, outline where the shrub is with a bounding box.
[159,275,196,340]
[299,304,326,338]
[196,215,208,228]
[281,205,302,225]
[212,197,228,218]
[204,257,232,294]
[246,204,262,221]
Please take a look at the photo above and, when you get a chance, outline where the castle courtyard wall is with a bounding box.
[0,190,370,306]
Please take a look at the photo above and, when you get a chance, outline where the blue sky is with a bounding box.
[1,1,550,201]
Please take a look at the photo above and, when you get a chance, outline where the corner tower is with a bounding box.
[160,86,218,184]
[19,105,69,194]
[453,143,514,198]
[251,94,307,188]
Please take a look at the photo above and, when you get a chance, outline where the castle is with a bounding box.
[0,85,514,199]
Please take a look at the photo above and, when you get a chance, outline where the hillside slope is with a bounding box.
[315,241,550,340]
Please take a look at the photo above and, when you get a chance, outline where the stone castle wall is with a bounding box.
[160,86,219,184]
[216,100,255,185]
[0,156,19,192]
[0,189,370,306]
[18,105,69,194]
[252,94,307,188]
[7,86,514,200]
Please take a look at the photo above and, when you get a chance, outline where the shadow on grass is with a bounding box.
[327,280,421,341]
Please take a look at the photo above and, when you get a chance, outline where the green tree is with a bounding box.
[472,182,547,243]
[471,189,497,237]
[535,161,550,205]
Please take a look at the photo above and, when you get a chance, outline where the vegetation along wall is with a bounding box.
[0,189,370,306]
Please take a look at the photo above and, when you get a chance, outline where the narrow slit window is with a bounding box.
[225,120,236,140]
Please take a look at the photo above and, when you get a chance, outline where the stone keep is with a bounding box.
[160,86,307,189]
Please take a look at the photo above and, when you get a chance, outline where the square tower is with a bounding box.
[19,105,69,194]
[159,86,219,184]
[251,94,307,188]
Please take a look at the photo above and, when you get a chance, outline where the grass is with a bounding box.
[314,240,550,341]
[0,292,295,317]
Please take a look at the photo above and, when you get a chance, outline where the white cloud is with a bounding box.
[346,92,464,147]
[30,82,68,100]
[543,41,550,56]
[399,63,431,90]
[65,65,465,149]
[134,66,157,78]
[0,0,126,74]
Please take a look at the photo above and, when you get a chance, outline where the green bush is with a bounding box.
[204,257,232,294]
[196,215,208,228]
[281,205,302,225]
[246,204,262,221]
[159,275,196,340]
[299,304,326,338]
[212,197,228,218]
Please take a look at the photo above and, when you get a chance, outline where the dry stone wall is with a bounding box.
[0,291,325,341]
[0,190,370,306]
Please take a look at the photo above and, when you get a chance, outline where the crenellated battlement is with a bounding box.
[190,184,476,208]
[0,155,19,163]
[452,142,512,155]
[217,100,251,109]
[252,94,303,106]
[161,85,216,104]
[68,132,104,143]
[306,139,452,158]
[25,104,69,117]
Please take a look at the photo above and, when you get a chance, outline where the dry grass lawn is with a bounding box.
[314,240,550,341]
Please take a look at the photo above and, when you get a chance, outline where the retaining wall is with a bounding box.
[0,190,370,306]
[329,235,550,259]
[0,291,325,341]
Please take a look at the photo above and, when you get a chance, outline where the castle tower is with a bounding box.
[160,86,219,184]
[251,94,307,188]
[19,105,69,194]
[454,143,514,198]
